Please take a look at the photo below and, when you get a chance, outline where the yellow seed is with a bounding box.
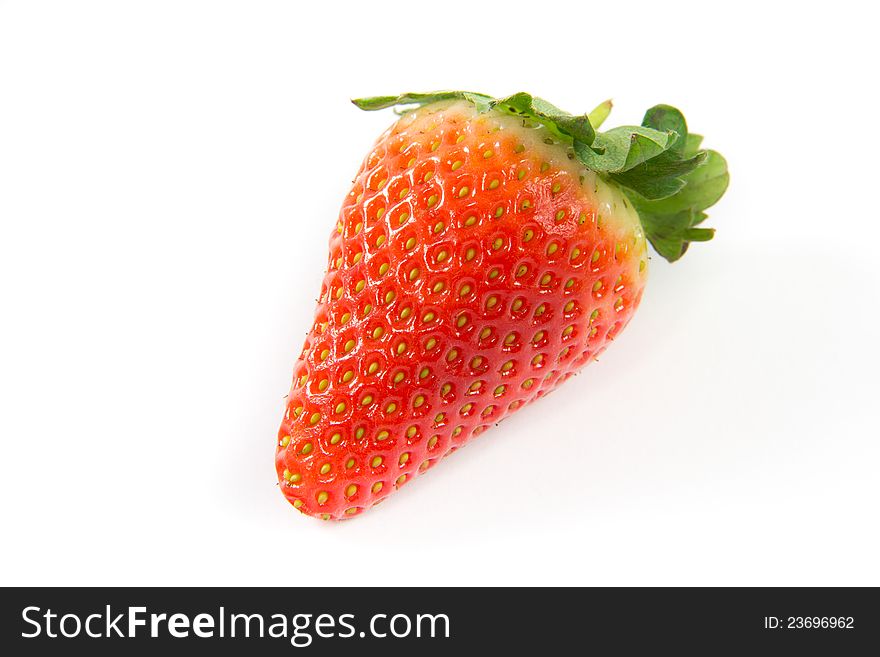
[432,281,444,293]
[592,280,603,292]
[280,435,291,447]
[425,338,437,350]
[399,212,410,225]
[396,475,407,487]
[342,370,354,383]
[419,367,430,379]
[409,268,420,281]
[523,229,534,242]
[344,339,355,352]
[465,248,476,261]
[469,381,482,392]
[447,349,458,361]
[377,430,389,441]
[405,237,416,250]
[440,383,452,395]
[565,278,574,289]
[406,426,418,438]
[424,171,434,182]
[375,235,385,247]
[371,456,383,468]
[398,187,409,200]
[452,426,462,436]
[362,303,373,316]
[459,284,472,297]
[465,215,477,227]
[361,394,373,405]
[547,243,559,255]
[335,402,346,414]
[592,250,601,263]
[345,484,357,497]
[564,301,575,313]
[309,412,321,425]
[571,247,581,260]
[522,378,534,389]
[451,160,463,171]
[317,491,329,505]
[489,179,500,189]
[423,311,436,323]
[494,206,504,217]
[532,354,544,365]
[504,333,516,345]
[427,194,438,207]
[590,309,600,321]
[330,432,341,445]
[430,141,439,151]
[434,412,445,423]
[492,237,503,250]
[320,463,331,475]
[413,395,425,407]
[436,251,448,263]
[521,200,532,210]
[340,312,351,325]
[552,183,561,194]
[533,331,545,343]
[540,274,551,286]
[355,427,365,439]
[368,361,379,374]
[456,315,468,328]
[393,372,405,384]
[479,327,491,340]
[283,469,292,481]
[399,453,410,465]
[396,342,407,354]
[290,473,301,484]
[512,299,523,312]
[345,458,355,469]
[428,435,438,449]
[486,296,498,309]
[301,442,313,455]
[461,403,473,414]
[372,482,383,494]
[639,260,646,272]
[458,186,470,198]
[320,349,329,361]
[563,325,574,337]
[434,221,444,233]
[494,385,506,396]
[384,291,395,304]
[501,360,514,372]
[293,499,304,509]
[373,325,384,339]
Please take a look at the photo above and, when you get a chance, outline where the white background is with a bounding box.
[1,1,878,587]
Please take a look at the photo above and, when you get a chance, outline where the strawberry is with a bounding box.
[276,91,728,519]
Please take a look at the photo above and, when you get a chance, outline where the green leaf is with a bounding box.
[630,150,730,261]
[493,92,596,145]
[351,90,729,263]
[609,150,707,200]
[642,104,688,154]
[574,126,672,173]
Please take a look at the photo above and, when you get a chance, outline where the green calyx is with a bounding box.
[352,91,729,262]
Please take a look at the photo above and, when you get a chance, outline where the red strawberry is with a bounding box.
[276,91,728,519]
